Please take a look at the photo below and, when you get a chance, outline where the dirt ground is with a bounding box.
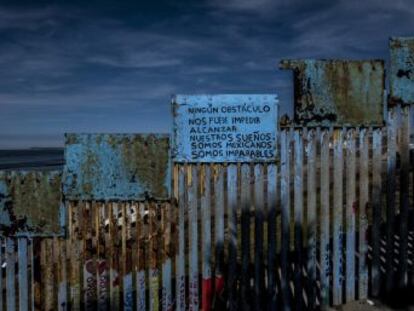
[328,300,414,311]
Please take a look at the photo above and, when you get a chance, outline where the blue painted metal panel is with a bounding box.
[172,94,279,163]
[390,37,414,105]
[63,133,171,201]
[0,170,63,236]
[281,59,385,127]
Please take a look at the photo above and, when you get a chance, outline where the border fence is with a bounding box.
[0,38,413,311]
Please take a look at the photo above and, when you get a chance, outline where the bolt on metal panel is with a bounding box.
[280,59,385,127]
[63,133,171,201]
[0,170,63,236]
[390,37,414,105]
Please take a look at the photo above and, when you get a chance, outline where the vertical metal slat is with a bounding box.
[280,130,291,311]
[254,164,265,309]
[227,164,238,311]
[320,129,331,307]
[18,238,28,311]
[358,128,369,299]
[345,129,356,301]
[372,128,383,297]
[306,129,317,309]
[201,165,212,311]
[188,165,199,311]
[333,129,344,305]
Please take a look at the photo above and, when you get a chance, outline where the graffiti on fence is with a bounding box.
[84,259,97,309]
[137,270,146,311]
[281,59,385,127]
[172,94,279,162]
[0,171,63,236]
[97,259,109,308]
[123,273,134,311]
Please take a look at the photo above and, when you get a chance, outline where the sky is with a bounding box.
[0,0,414,148]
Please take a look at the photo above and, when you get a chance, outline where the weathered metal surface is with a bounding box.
[0,171,63,236]
[226,164,237,310]
[188,165,199,310]
[213,165,224,305]
[345,130,356,301]
[280,60,385,127]
[63,133,171,201]
[172,94,279,162]
[18,238,29,311]
[6,238,16,310]
[385,109,397,296]
[293,130,303,310]
[266,164,277,310]
[306,129,317,309]
[390,37,414,105]
[372,127,384,297]
[201,165,212,311]
[240,163,252,309]
[319,129,331,306]
[176,165,186,311]
[358,129,369,299]
[333,129,344,305]
[280,130,291,309]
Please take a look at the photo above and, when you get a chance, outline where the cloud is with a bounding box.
[209,0,276,12]
[0,6,60,31]
[87,54,182,69]
[1,0,414,148]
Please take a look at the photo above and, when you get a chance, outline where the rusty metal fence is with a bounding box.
[172,116,414,310]
[0,37,414,311]
[0,119,414,311]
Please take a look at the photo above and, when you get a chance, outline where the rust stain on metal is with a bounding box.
[0,171,63,236]
[199,165,206,196]
[390,37,414,105]
[186,165,192,187]
[121,135,170,199]
[63,133,171,201]
[280,59,385,127]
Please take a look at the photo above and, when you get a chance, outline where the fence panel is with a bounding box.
[319,129,331,307]
[3,110,414,310]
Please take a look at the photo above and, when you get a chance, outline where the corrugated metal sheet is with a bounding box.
[172,94,279,163]
[390,37,414,105]
[63,133,171,201]
[0,170,63,236]
[280,60,385,127]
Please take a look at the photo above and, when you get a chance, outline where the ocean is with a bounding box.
[0,148,64,170]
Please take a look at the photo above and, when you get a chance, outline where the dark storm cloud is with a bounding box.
[0,0,414,148]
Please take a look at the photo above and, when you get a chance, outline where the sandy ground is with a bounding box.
[328,300,414,311]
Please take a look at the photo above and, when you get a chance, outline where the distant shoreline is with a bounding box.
[0,148,64,170]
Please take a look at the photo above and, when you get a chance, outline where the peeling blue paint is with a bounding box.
[172,94,279,163]
[390,37,414,105]
[0,170,63,237]
[63,133,171,201]
[281,59,385,127]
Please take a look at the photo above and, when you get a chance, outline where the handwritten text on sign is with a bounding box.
[173,95,278,162]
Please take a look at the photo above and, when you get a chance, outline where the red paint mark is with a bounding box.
[112,273,120,287]
[202,278,212,311]
[97,260,107,274]
[215,275,224,297]
[97,260,109,304]
[352,201,357,214]
[85,259,96,274]
[84,260,97,308]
